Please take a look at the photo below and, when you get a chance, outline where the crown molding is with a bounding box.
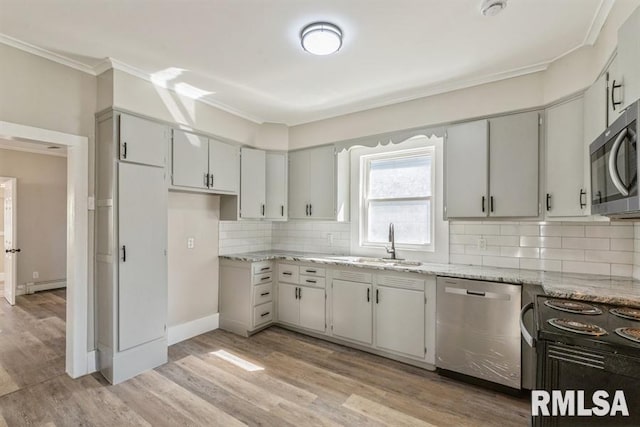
[584,0,615,46]
[0,33,97,75]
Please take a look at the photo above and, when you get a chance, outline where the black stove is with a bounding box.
[532,296,640,426]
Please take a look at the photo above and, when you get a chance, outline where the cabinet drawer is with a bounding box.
[253,283,273,306]
[300,266,325,277]
[252,272,273,285]
[299,275,326,288]
[278,264,299,283]
[333,270,372,284]
[252,261,273,275]
[253,302,273,327]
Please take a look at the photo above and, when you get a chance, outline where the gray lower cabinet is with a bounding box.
[219,259,274,336]
[96,110,168,385]
[277,282,325,332]
[332,279,372,344]
[445,111,540,218]
[375,285,425,358]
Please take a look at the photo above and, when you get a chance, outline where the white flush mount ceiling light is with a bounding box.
[300,22,342,55]
[480,0,507,16]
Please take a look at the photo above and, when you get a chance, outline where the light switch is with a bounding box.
[187,237,195,249]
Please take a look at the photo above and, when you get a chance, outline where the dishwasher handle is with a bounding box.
[520,302,536,348]
[444,286,511,301]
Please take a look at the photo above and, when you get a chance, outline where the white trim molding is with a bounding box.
[0,120,89,380]
[584,0,616,46]
[167,314,220,346]
[25,279,67,294]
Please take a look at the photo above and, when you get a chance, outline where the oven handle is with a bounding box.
[608,128,630,197]
[520,302,536,348]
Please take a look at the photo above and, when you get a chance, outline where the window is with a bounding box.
[360,147,434,250]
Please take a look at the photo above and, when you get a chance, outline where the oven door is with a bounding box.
[590,116,638,215]
[534,341,640,426]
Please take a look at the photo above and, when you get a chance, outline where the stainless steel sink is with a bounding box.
[327,256,421,267]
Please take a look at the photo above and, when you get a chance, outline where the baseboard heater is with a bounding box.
[25,279,67,294]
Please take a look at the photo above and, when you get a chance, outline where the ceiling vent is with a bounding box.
[480,0,507,16]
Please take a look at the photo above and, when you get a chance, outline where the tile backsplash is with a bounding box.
[450,221,635,276]
[219,218,640,278]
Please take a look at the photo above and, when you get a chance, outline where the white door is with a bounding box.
[332,280,372,344]
[209,139,239,194]
[546,97,587,217]
[119,114,169,167]
[288,150,310,219]
[118,163,168,351]
[3,178,17,305]
[375,286,425,358]
[265,152,287,220]
[488,111,539,217]
[240,148,266,219]
[277,282,299,325]
[172,130,209,189]
[445,120,489,218]
[299,286,325,332]
[308,145,335,219]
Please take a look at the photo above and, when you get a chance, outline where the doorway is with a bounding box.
[1,176,17,305]
[0,121,89,380]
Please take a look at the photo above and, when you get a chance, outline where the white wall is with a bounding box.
[167,192,220,327]
[0,149,67,286]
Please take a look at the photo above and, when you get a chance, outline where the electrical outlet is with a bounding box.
[327,233,334,246]
[33,271,39,279]
[187,237,195,249]
[477,237,487,250]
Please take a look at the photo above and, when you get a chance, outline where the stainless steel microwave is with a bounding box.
[590,100,639,218]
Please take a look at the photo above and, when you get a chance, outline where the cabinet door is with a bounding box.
[172,130,209,189]
[332,280,372,344]
[265,152,287,220]
[298,286,325,332]
[618,7,640,112]
[546,98,587,217]
[445,120,489,218]
[308,145,335,219]
[118,163,168,351]
[606,57,625,126]
[240,148,266,219]
[489,111,539,217]
[209,138,240,194]
[119,114,169,167]
[584,73,607,146]
[375,286,424,358]
[288,150,310,219]
[277,283,299,325]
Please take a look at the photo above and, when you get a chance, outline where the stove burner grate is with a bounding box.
[548,318,608,336]
[544,299,602,315]
[610,307,640,322]
[615,327,640,344]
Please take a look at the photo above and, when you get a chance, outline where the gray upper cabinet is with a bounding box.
[119,114,169,167]
[545,97,587,217]
[289,145,335,219]
[606,56,625,126]
[265,152,288,220]
[584,73,607,146]
[445,112,539,218]
[618,6,640,111]
[209,138,240,194]
[240,147,266,219]
[172,130,209,189]
[489,111,539,217]
[445,120,489,218]
[171,131,240,194]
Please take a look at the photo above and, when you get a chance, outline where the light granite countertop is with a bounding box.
[220,250,640,308]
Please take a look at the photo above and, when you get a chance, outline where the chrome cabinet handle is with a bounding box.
[520,302,535,348]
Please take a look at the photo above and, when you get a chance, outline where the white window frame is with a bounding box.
[359,146,436,252]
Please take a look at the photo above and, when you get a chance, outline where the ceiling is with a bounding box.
[0,0,611,125]
[0,138,67,157]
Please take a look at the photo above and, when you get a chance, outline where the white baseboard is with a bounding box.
[168,313,219,346]
[26,280,66,294]
[87,350,97,374]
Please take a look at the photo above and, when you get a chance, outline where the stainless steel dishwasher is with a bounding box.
[436,276,522,389]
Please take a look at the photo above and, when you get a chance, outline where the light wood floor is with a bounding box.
[0,291,530,426]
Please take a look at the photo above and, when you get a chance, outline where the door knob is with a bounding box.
[5,248,21,253]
